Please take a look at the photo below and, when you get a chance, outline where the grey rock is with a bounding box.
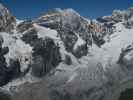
[0,4,16,32]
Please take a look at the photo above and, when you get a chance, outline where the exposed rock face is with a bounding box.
[97,6,133,29]
[0,4,16,32]
[0,91,11,100]
[118,44,133,68]
[0,35,21,86]
[16,20,33,33]
[118,89,133,100]
[31,38,62,77]
[64,55,72,65]
[21,28,62,77]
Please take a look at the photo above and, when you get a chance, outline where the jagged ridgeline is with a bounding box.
[0,3,133,100]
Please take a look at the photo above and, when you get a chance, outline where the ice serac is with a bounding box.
[0,3,133,100]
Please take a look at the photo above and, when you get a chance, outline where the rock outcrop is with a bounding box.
[0,4,16,32]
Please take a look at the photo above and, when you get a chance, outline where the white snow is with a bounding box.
[16,19,24,25]
[73,22,133,72]
[1,32,33,72]
[73,34,86,50]
[102,23,133,63]
[33,23,59,40]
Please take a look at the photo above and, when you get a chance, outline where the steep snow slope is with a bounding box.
[33,23,59,40]
[102,23,133,62]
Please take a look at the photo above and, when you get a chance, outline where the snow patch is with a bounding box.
[67,72,78,83]
[73,34,85,50]
[33,23,59,40]
[16,19,24,25]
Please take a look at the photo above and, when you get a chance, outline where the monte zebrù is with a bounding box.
[0,3,133,100]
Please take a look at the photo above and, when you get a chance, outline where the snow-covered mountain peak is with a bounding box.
[0,3,133,100]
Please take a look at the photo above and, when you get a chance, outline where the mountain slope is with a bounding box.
[0,3,133,100]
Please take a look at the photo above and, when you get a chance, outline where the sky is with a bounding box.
[0,0,133,20]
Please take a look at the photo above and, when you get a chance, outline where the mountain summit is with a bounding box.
[0,4,16,32]
[0,3,133,100]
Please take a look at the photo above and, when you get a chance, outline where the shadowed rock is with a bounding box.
[22,30,62,77]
